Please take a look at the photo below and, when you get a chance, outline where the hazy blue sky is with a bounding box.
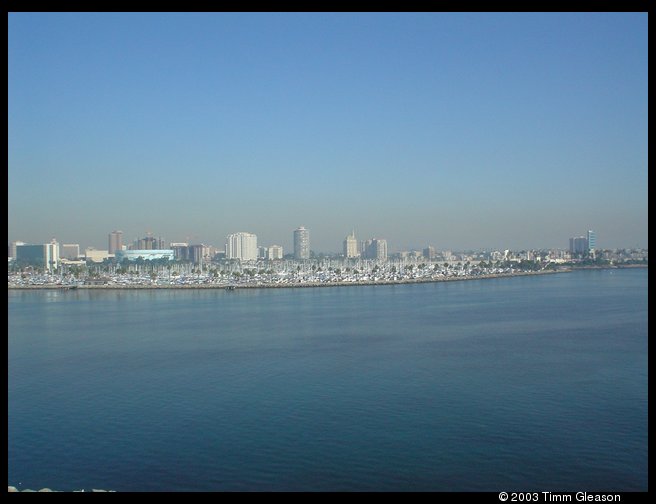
[8,12,648,253]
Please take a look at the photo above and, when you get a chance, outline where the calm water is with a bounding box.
[8,269,648,492]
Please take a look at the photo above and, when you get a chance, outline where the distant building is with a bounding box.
[188,244,207,265]
[14,239,60,271]
[360,239,373,258]
[361,238,387,261]
[108,230,123,255]
[343,231,359,258]
[59,258,86,267]
[169,243,189,261]
[85,248,113,263]
[44,239,59,272]
[115,249,174,262]
[226,232,258,261]
[569,236,588,255]
[61,244,80,260]
[372,239,388,262]
[9,241,26,259]
[293,226,310,260]
[133,236,164,250]
[258,246,268,260]
[587,230,596,252]
[268,245,283,260]
[423,246,436,260]
[15,244,46,268]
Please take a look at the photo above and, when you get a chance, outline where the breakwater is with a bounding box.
[7,269,569,290]
[8,486,113,492]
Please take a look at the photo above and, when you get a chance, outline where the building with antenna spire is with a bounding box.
[343,230,359,258]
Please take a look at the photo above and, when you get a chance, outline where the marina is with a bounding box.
[8,261,568,289]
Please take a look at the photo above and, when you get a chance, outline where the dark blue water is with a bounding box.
[8,269,648,491]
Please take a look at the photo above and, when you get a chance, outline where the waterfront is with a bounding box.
[7,258,548,289]
[8,269,647,491]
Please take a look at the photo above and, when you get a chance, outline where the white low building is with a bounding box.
[115,249,175,261]
[85,248,114,263]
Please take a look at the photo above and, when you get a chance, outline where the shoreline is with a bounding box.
[7,265,646,291]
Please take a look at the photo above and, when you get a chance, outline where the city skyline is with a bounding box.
[12,226,643,262]
[8,13,648,251]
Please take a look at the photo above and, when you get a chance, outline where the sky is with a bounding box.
[8,12,648,253]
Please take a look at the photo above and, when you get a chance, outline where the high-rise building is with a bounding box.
[569,236,588,255]
[343,230,359,258]
[169,243,189,261]
[587,230,596,252]
[361,239,373,258]
[188,244,209,265]
[360,238,387,261]
[293,226,310,260]
[9,241,25,259]
[134,235,163,250]
[45,239,59,271]
[108,231,123,255]
[226,232,258,261]
[268,245,283,260]
[423,246,436,260]
[15,240,59,271]
[15,244,46,267]
[61,244,80,260]
[372,238,388,262]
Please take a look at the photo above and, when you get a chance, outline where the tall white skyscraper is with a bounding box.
[343,230,359,258]
[226,232,258,261]
[45,238,60,272]
[293,226,310,260]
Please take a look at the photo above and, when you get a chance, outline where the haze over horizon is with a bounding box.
[8,13,648,253]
